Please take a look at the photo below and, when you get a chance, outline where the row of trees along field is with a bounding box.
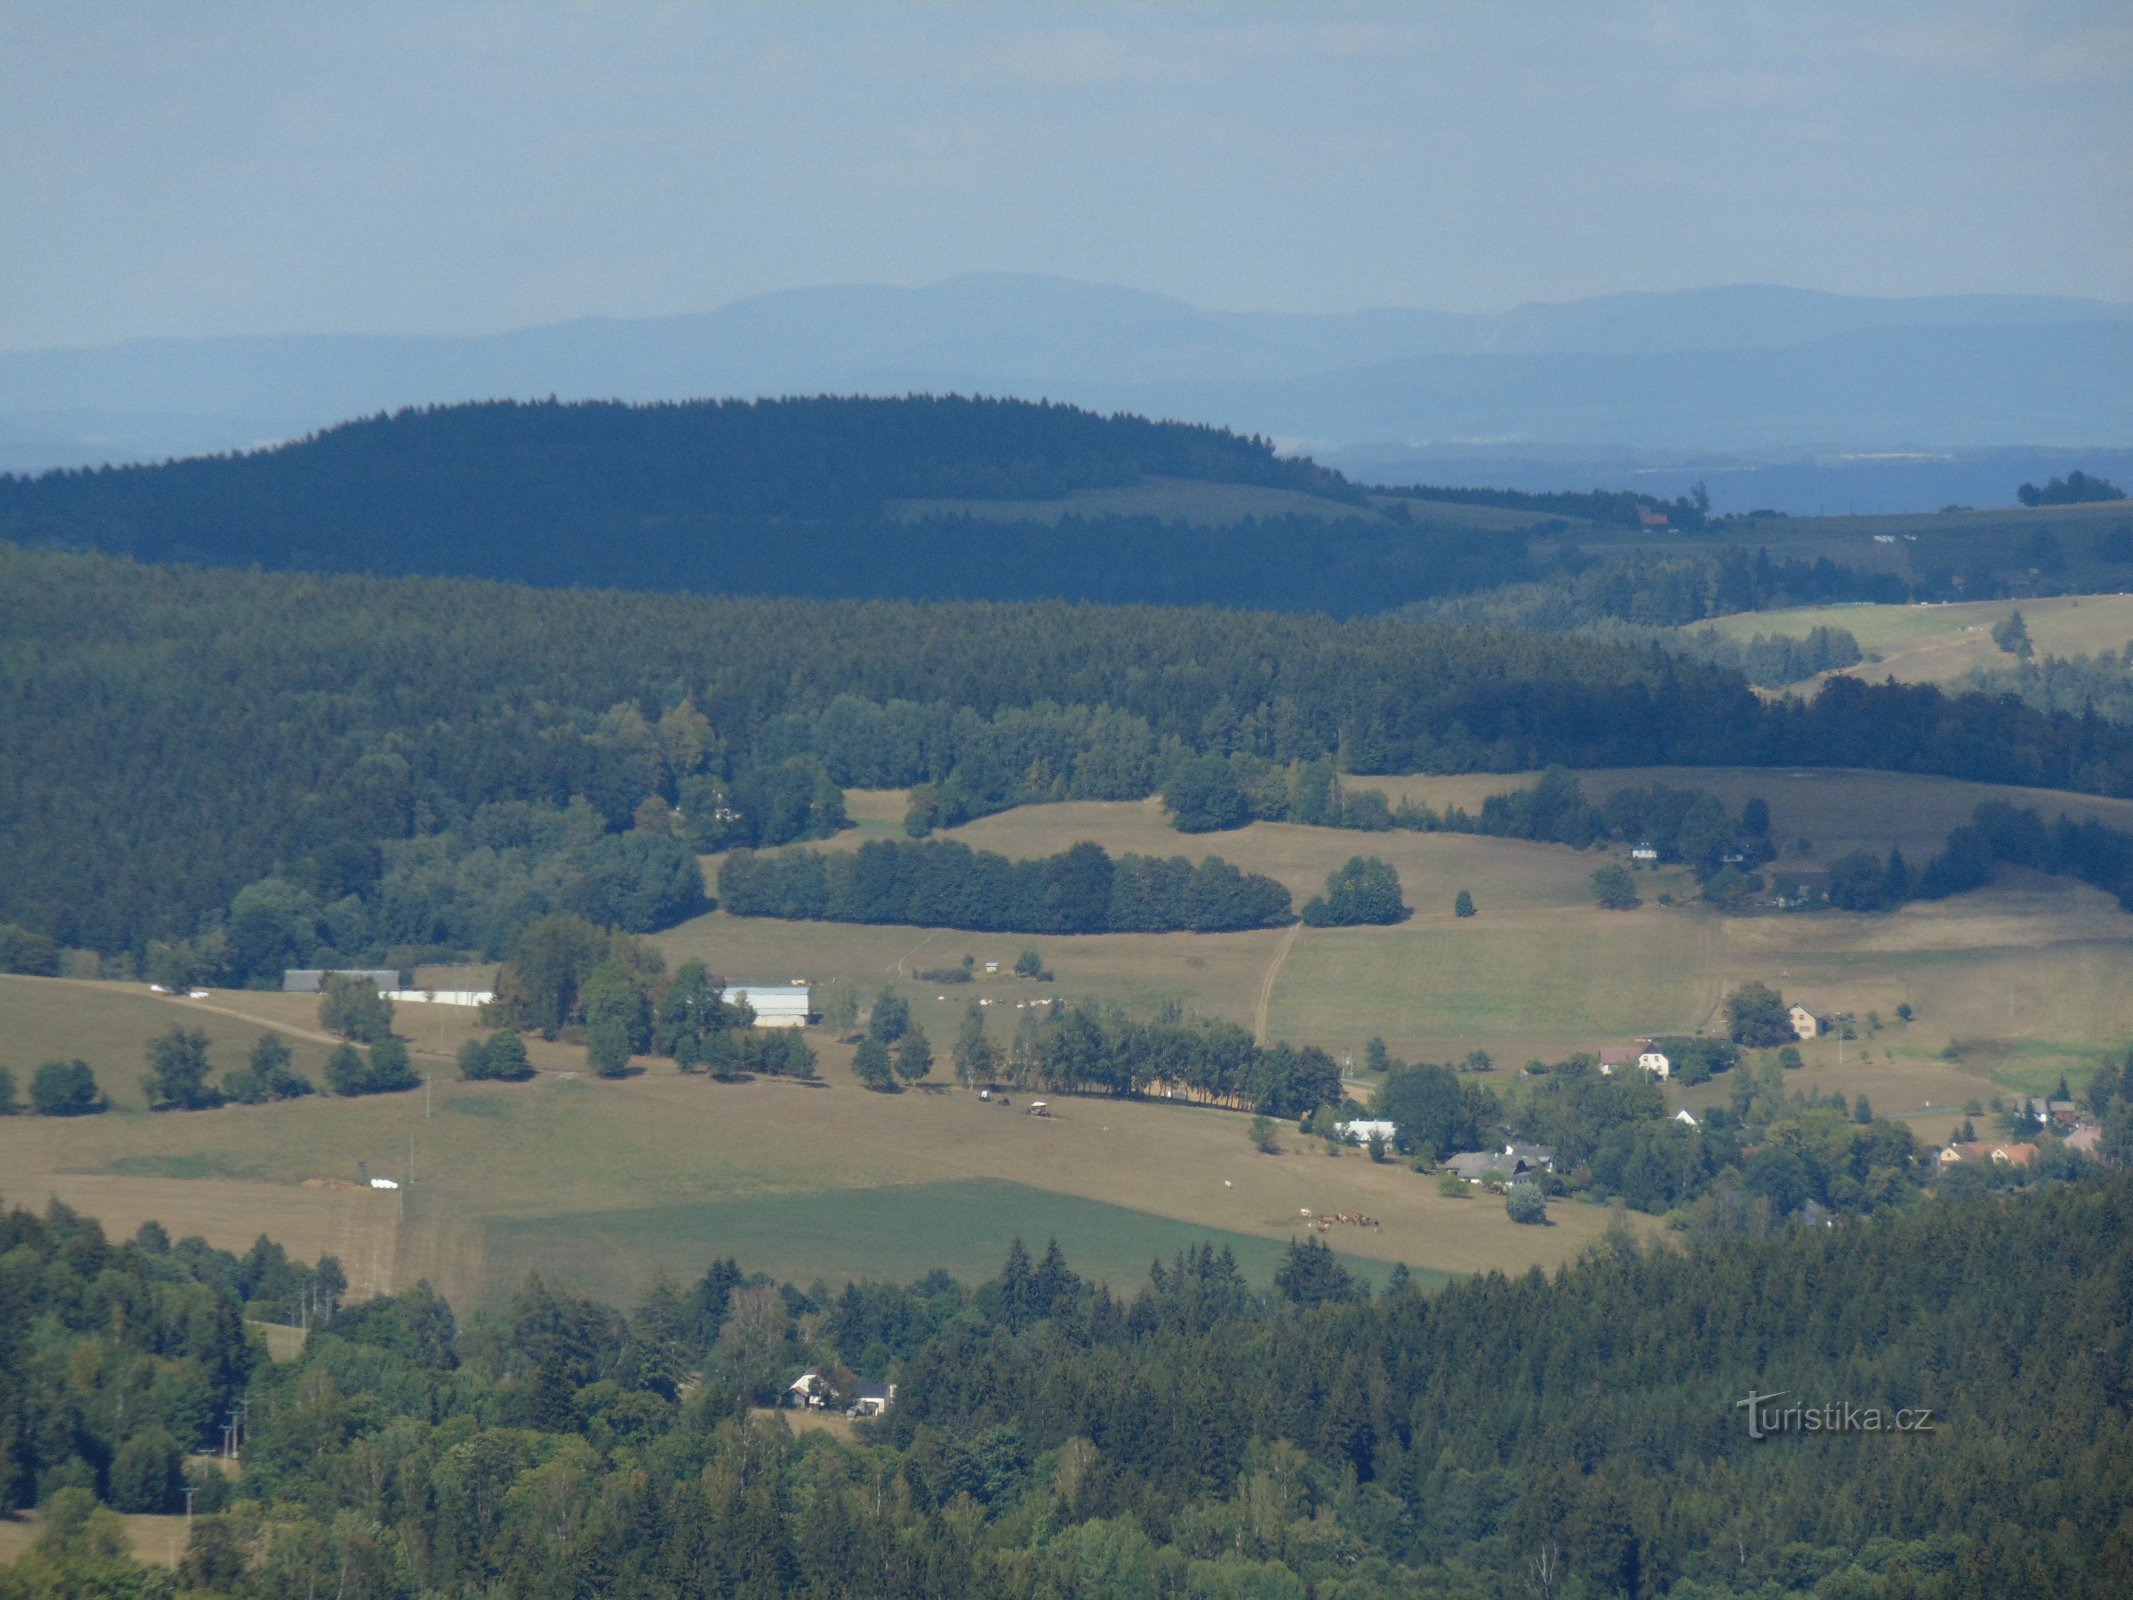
[1725,799,2133,915]
[717,838,1295,934]
[10,543,2133,966]
[4,1174,2130,1597]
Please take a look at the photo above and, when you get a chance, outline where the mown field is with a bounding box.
[1,973,1602,1312]
[1696,593,2133,688]
[888,475,1574,532]
[689,768,2132,1102]
[7,766,2128,1317]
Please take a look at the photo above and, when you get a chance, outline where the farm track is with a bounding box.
[1255,922,1303,1044]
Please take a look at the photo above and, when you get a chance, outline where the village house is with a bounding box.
[1637,1048,1672,1080]
[1789,1004,1824,1041]
[1939,1141,2040,1169]
[1630,841,1659,862]
[1597,1046,1638,1075]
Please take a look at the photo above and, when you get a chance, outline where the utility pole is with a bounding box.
[185,1485,196,1529]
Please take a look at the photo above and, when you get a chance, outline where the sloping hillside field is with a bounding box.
[4,766,2126,1307]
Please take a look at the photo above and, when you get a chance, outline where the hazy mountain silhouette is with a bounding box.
[1,275,2126,475]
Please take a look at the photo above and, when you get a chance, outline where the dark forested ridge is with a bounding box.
[8,543,2133,961]
[0,395,1530,612]
[3,1175,2129,1597]
[6,392,2123,622]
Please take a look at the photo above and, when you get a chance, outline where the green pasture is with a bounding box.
[481,1177,1422,1307]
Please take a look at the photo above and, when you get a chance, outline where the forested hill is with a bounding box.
[8,544,2133,964]
[0,394,1440,604]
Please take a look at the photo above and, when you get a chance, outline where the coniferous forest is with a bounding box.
[3,1176,2130,1599]
[7,542,2133,969]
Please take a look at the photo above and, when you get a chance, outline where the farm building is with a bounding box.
[1335,1118,1399,1146]
[1443,1142,1554,1183]
[722,984,811,1028]
[283,968,400,995]
[852,1382,896,1418]
[388,988,494,1007]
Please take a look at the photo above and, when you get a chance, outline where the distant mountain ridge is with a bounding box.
[1,276,2126,475]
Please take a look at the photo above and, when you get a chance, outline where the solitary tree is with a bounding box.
[1591,864,1641,910]
[0,1064,18,1115]
[143,1027,221,1111]
[1454,889,1477,918]
[868,987,911,1044]
[588,1020,632,1078]
[953,1003,995,1089]
[1303,856,1408,926]
[853,1036,896,1092]
[1249,1114,1281,1154]
[893,1024,933,1085]
[819,984,860,1037]
[319,974,395,1043]
[222,1032,310,1103]
[1991,610,2034,659]
[1506,1183,1549,1225]
[1724,981,1794,1048]
[31,1059,104,1116]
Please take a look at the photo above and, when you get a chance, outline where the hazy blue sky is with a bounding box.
[4,1,2128,350]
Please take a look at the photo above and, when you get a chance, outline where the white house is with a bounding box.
[1674,1107,1700,1127]
[1335,1118,1399,1146]
[1630,842,1659,862]
[851,1382,896,1418]
[722,985,811,1028]
[388,989,494,1007]
[1789,1004,1823,1040]
[1637,1050,1672,1080]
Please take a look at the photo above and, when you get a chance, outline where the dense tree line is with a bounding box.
[1666,621,1864,687]
[1412,546,1910,631]
[7,1172,2131,1597]
[970,999,1341,1116]
[0,1203,283,1518]
[718,838,1294,934]
[1301,856,1408,926]
[1963,644,2133,725]
[10,544,2133,966]
[2017,469,2124,506]
[1785,799,2133,914]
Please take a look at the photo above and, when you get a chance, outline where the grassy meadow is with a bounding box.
[1696,593,2133,689]
[6,765,2128,1318]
